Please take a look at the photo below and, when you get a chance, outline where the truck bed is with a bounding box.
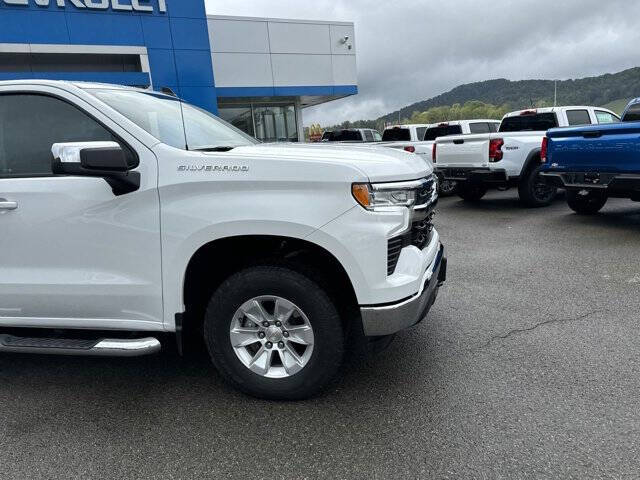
[546,122,640,173]
[436,131,544,178]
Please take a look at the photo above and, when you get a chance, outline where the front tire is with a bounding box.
[566,189,607,215]
[204,265,344,400]
[518,164,557,207]
[457,183,487,202]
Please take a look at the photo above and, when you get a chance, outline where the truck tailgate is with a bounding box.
[547,123,640,173]
[436,134,489,167]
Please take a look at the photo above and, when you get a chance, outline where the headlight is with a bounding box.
[352,179,431,211]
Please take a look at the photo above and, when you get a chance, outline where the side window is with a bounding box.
[363,130,374,142]
[488,122,499,132]
[469,122,490,134]
[623,104,640,122]
[373,131,382,141]
[595,110,619,124]
[0,94,124,177]
[566,109,592,126]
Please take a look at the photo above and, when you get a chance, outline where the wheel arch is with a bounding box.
[519,148,542,178]
[179,235,360,347]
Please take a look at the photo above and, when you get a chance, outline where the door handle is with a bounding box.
[582,131,602,138]
[0,199,17,211]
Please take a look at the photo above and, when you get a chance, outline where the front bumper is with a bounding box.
[360,244,446,336]
[436,167,508,183]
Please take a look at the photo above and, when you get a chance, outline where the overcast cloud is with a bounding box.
[205,0,640,126]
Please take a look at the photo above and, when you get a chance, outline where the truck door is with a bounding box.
[0,87,163,331]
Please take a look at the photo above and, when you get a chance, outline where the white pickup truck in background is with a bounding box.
[381,120,501,195]
[434,106,620,206]
[321,128,382,142]
[381,123,432,144]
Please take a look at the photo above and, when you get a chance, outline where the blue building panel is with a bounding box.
[147,48,178,86]
[164,0,206,19]
[173,49,215,87]
[0,0,219,112]
[24,11,70,44]
[66,11,145,46]
[0,10,27,43]
[169,17,210,50]
[180,86,218,113]
[140,16,173,49]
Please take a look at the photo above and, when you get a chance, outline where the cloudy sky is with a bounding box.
[205,0,639,126]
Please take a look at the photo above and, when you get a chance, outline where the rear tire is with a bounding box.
[518,163,557,207]
[566,189,607,215]
[457,183,487,202]
[204,265,344,400]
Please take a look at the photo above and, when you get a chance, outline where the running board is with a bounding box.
[0,334,161,357]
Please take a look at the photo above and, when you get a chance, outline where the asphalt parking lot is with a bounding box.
[1,190,639,479]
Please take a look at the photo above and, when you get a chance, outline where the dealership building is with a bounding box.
[0,0,358,141]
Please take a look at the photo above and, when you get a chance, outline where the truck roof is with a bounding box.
[0,79,173,97]
[502,106,615,118]
[384,124,431,129]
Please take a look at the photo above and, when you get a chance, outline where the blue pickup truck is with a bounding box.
[540,99,640,214]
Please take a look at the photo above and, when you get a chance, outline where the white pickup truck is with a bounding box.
[0,80,446,400]
[434,106,620,206]
[381,120,501,195]
[321,128,382,142]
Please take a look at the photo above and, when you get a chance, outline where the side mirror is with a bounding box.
[52,142,140,195]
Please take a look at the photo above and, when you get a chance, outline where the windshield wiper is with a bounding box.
[192,146,238,152]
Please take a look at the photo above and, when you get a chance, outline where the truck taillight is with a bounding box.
[489,138,504,162]
[432,143,437,163]
[541,137,548,163]
[404,146,415,153]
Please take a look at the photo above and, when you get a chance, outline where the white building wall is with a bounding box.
[207,15,357,89]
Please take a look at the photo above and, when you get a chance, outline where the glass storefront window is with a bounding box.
[218,103,299,143]
[217,105,255,137]
[254,105,298,143]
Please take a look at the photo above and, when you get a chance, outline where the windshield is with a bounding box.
[499,113,558,132]
[382,128,411,141]
[623,104,640,122]
[88,89,258,150]
[322,130,362,141]
[424,125,463,141]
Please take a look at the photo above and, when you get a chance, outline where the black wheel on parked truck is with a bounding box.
[457,183,487,202]
[518,163,557,207]
[566,189,607,215]
[204,265,344,400]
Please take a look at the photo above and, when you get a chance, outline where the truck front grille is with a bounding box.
[387,237,404,276]
[386,175,438,276]
[387,215,435,276]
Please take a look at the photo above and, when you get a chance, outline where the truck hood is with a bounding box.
[228,143,432,182]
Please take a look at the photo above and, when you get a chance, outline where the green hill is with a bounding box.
[322,67,640,133]
[380,67,640,124]
[600,98,633,115]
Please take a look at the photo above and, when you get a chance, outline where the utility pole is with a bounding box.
[554,80,557,107]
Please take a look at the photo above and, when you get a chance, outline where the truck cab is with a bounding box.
[0,80,446,400]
